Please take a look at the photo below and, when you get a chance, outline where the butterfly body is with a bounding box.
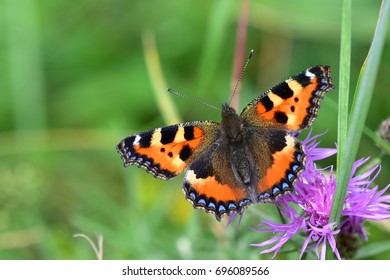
[117,65,334,221]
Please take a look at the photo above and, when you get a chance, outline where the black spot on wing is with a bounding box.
[272,82,294,99]
[179,144,192,161]
[307,66,324,76]
[160,126,177,144]
[274,111,288,124]
[260,95,274,111]
[293,71,312,87]
[184,126,195,141]
[123,136,136,149]
[138,133,152,148]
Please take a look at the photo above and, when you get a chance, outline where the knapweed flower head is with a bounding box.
[250,131,390,259]
[376,116,390,144]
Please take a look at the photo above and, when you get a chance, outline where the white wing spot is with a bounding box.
[305,69,315,78]
[133,135,141,145]
[185,169,197,184]
[285,134,296,147]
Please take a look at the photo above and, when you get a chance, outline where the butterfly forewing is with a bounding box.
[116,121,219,180]
[240,65,334,131]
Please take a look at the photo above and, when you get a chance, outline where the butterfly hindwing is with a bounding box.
[182,127,305,220]
[116,121,219,180]
[247,128,305,201]
[241,65,334,131]
[182,143,253,221]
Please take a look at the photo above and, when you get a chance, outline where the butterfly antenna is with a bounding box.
[229,50,254,105]
[167,88,220,111]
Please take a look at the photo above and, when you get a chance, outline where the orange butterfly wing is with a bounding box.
[116,121,219,180]
[241,65,334,131]
[182,148,253,221]
[240,66,333,202]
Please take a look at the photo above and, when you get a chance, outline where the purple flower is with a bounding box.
[250,131,390,259]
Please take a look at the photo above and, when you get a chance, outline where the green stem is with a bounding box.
[329,0,390,226]
[4,0,47,132]
[336,0,351,175]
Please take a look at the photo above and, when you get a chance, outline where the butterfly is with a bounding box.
[116,65,334,221]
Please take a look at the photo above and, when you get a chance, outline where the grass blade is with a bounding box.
[330,0,390,225]
[196,0,234,94]
[4,0,47,132]
[142,31,182,125]
[336,0,351,172]
[329,0,352,231]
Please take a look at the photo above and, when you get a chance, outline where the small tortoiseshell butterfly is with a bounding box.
[116,65,334,221]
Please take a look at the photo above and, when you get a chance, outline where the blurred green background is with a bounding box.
[0,0,389,259]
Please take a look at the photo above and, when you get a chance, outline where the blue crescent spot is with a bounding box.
[197,198,206,206]
[189,192,196,200]
[272,187,280,196]
[218,205,226,212]
[296,153,302,162]
[228,203,237,209]
[207,202,216,209]
[239,199,250,207]
[259,192,270,200]
[292,164,300,172]
[287,173,294,181]
[282,181,290,190]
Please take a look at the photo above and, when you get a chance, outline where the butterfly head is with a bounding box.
[221,103,244,143]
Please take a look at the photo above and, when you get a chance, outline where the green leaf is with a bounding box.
[355,241,390,259]
[330,0,390,225]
